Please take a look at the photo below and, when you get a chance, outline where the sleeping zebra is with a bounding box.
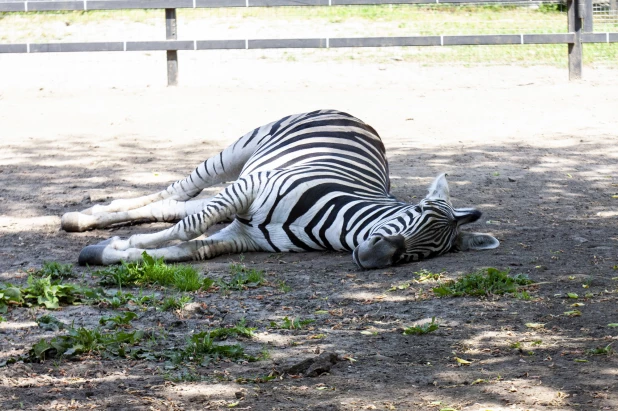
[63,109,499,269]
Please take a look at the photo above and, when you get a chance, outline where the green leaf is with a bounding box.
[142,251,156,267]
[455,357,471,365]
[32,340,54,359]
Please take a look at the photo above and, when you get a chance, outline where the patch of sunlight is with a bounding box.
[164,383,238,400]
[597,211,618,218]
[0,320,38,330]
[0,216,61,233]
[120,171,184,185]
[251,331,296,346]
[340,291,411,302]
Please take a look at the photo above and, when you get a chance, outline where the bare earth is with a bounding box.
[1,51,618,410]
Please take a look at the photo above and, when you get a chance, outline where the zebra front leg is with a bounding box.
[77,174,264,265]
[62,121,275,232]
[78,223,257,265]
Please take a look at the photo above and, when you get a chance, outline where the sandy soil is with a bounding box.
[1,50,618,410]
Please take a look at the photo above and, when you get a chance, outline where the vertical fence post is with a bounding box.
[583,0,593,32]
[567,0,583,80]
[166,8,178,86]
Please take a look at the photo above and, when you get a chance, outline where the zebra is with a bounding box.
[64,109,499,269]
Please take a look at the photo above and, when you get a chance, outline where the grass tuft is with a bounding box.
[173,320,257,365]
[28,325,145,361]
[161,295,192,311]
[0,284,23,313]
[270,316,315,330]
[433,267,533,297]
[219,262,266,291]
[587,344,613,356]
[99,311,138,328]
[92,251,212,292]
[37,314,66,331]
[403,317,440,335]
[33,262,74,281]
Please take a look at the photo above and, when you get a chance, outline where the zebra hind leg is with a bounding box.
[77,174,263,265]
[61,197,214,232]
[62,147,246,232]
[62,117,286,232]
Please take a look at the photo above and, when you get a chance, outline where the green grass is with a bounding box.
[161,295,192,311]
[28,325,145,361]
[235,373,278,384]
[270,316,315,330]
[587,344,613,356]
[403,317,440,335]
[218,262,266,291]
[32,262,74,281]
[37,314,67,331]
[5,319,259,367]
[22,276,88,309]
[172,320,258,366]
[92,251,211,292]
[433,268,534,297]
[99,311,138,328]
[99,289,158,309]
[163,369,210,382]
[0,284,23,313]
[276,280,292,293]
[0,275,98,311]
[388,269,444,292]
[1,5,615,67]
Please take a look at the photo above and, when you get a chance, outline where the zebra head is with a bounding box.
[352,174,499,269]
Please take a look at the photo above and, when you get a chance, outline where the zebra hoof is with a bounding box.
[78,245,108,266]
[61,212,97,232]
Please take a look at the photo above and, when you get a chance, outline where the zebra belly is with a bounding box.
[235,221,331,253]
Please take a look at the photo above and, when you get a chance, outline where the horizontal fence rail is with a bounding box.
[1,0,617,82]
[7,33,618,54]
[0,0,570,12]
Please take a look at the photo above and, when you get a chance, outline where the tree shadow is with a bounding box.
[1,135,617,410]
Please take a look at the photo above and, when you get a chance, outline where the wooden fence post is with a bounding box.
[582,0,593,32]
[567,0,583,80]
[166,8,178,86]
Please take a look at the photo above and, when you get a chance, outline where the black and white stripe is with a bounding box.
[67,109,499,267]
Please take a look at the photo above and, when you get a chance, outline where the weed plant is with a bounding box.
[403,317,440,335]
[270,316,315,330]
[92,251,210,292]
[433,268,533,297]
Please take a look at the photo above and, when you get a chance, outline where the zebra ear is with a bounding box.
[457,232,500,251]
[453,208,482,226]
[426,173,451,202]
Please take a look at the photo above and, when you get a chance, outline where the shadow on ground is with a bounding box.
[1,135,617,410]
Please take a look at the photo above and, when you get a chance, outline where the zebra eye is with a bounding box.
[414,205,422,213]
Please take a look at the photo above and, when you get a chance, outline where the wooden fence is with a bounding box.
[1,0,616,84]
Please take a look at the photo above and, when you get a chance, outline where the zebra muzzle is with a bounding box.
[353,234,405,269]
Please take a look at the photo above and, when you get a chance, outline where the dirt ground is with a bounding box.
[1,50,618,411]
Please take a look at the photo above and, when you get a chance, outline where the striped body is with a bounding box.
[66,109,499,268]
